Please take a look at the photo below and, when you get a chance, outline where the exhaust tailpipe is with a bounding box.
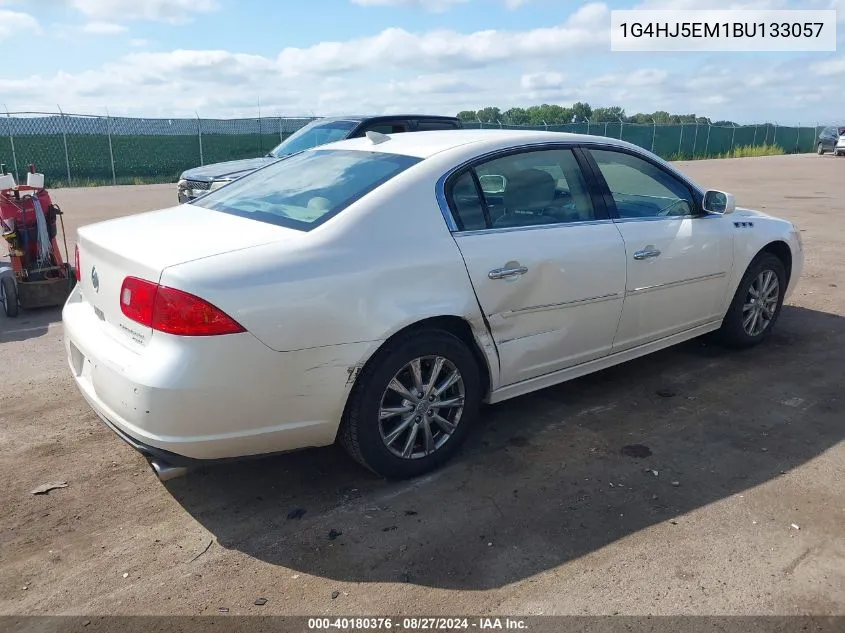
[149,459,188,482]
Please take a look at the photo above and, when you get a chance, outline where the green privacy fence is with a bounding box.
[463,120,821,160]
[0,111,825,188]
[0,113,319,187]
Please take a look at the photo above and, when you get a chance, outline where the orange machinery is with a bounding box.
[1,164,76,317]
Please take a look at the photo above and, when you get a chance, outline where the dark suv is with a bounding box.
[177,114,463,203]
[816,125,845,155]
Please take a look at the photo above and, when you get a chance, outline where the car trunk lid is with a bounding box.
[75,204,302,347]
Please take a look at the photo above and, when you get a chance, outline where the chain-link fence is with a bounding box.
[463,120,825,160]
[0,111,828,188]
[0,112,318,187]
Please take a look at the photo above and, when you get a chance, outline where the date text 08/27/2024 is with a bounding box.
[307,617,528,630]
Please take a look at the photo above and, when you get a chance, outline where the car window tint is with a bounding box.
[366,122,409,134]
[449,171,488,231]
[193,149,421,231]
[269,120,357,157]
[417,120,460,131]
[589,149,695,219]
[468,148,595,229]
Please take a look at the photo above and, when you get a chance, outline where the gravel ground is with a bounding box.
[0,154,843,617]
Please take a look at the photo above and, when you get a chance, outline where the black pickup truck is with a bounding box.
[177,114,463,203]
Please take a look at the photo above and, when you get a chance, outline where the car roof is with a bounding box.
[315,128,643,159]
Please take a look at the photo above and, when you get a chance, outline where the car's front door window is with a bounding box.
[589,149,696,219]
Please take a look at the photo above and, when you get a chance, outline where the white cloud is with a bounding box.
[1,1,841,124]
[351,0,469,10]
[521,72,566,90]
[390,73,478,94]
[82,20,127,34]
[129,38,149,47]
[812,56,845,76]
[587,68,667,89]
[350,0,535,9]
[277,3,609,76]
[0,9,39,41]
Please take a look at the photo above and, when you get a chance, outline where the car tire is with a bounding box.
[1,276,19,318]
[339,328,482,479]
[817,142,825,155]
[718,252,786,349]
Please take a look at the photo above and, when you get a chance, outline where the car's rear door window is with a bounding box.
[193,149,421,230]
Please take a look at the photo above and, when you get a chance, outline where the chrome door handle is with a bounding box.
[633,248,661,260]
[488,266,528,280]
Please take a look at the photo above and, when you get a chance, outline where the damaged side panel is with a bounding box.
[451,223,628,388]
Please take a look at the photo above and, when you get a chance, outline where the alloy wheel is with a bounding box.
[378,356,465,460]
[742,269,780,336]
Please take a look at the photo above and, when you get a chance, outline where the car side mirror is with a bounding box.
[702,190,735,215]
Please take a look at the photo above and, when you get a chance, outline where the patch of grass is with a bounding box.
[667,144,788,162]
[48,175,178,188]
[721,144,786,158]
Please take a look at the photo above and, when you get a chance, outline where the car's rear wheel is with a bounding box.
[817,142,825,155]
[718,252,786,348]
[340,329,481,479]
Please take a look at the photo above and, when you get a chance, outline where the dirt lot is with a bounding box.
[0,154,843,617]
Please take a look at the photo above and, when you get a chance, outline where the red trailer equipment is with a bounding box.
[0,164,76,317]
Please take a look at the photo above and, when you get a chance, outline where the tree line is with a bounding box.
[456,103,736,127]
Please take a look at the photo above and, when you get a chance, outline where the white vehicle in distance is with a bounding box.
[62,129,804,482]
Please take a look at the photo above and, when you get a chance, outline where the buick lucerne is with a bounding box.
[62,129,804,481]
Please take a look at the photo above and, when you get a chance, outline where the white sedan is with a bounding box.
[62,129,804,481]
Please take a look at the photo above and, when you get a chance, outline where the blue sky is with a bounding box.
[0,0,842,123]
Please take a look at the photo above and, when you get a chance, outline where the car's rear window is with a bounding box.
[192,149,421,231]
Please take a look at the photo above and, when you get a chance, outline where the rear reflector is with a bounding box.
[119,276,245,336]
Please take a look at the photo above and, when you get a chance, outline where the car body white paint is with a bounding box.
[62,129,804,463]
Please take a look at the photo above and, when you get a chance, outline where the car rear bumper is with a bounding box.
[62,283,370,462]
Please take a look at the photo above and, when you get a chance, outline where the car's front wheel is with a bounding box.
[817,142,825,155]
[340,329,482,479]
[718,252,787,348]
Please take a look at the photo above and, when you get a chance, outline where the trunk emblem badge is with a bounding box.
[91,267,100,293]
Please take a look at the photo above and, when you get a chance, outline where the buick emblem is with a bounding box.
[91,266,100,293]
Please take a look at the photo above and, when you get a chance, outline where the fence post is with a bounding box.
[650,118,657,153]
[279,116,284,144]
[604,121,608,136]
[195,112,204,166]
[795,122,801,153]
[4,106,19,182]
[105,109,116,186]
[586,120,591,135]
[678,123,684,157]
[618,117,624,140]
[57,104,72,184]
[752,124,758,147]
[773,122,778,150]
[704,124,711,157]
[729,124,736,157]
[692,122,699,158]
[763,123,769,145]
[543,119,548,131]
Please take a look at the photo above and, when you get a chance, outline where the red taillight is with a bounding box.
[120,277,157,327]
[119,276,245,336]
[74,245,81,282]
